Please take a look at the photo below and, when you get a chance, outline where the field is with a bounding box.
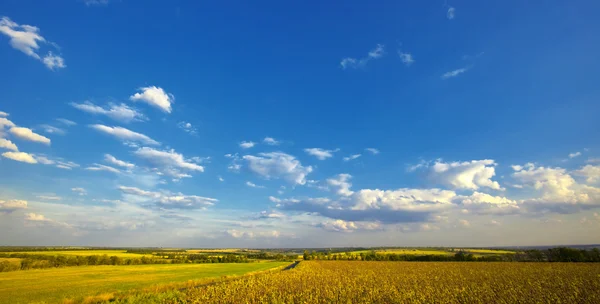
[461,249,516,254]
[5,250,152,258]
[0,262,287,304]
[114,261,600,303]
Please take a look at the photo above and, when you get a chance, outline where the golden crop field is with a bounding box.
[462,249,516,254]
[0,262,287,304]
[347,249,451,255]
[114,261,600,303]
[4,250,152,258]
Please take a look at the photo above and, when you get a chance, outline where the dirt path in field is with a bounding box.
[283,261,300,270]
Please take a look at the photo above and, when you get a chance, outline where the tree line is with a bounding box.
[302,247,600,262]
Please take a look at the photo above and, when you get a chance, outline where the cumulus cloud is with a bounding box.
[0,117,15,129]
[0,111,8,117]
[90,125,159,145]
[0,138,18,151]
[243,152,313,185]
[71,102,146,123]
[0,199,27,213]
[246,181,265,188]
[86,163,121,174]
[177,121,197,135]
[104,154,135,169]
[340,44,385,69]
[414,159,502,190]
[129,86,174,113]
[575,165,600,184]
[441,67,468,79]
[263,137,280,145]
[343,154,361,162]
[2,151,37,163]
[133,147,204,179]
[118,185,217,210]
[9,127,51,145]
[239,141,256,149]
[453,192,520,215]
[71,187,87,196]
[0,17,65,70]
[512,163,600,212]
[398,51,414,66]
[327,174,354,196]
[304,148,339,160]
[318,219,357,232]
[42,51,66,70]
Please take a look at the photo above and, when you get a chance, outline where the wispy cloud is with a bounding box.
[133,147,204,179]
[243,152,313,185]
[341,44,385,69]
[246,181,265,189]
[104,154,135,169]
[177,121,197,135]
[39,125,66,135]
[71,101,146,123]
[569,152,582,159]
[71,187,87,196]
[90,124,159,146]
[441,67,468,79]
[343,154,361,162]
[263,137,280,146]
[304,148,339,160]
[239,141,256,149]
[447,7,456,20]
[56,118,76,126]
[398,51,414,66]
[86,163,121,174]
[365,148,380,155]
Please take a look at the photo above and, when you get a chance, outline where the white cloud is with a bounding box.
[569,152,582,159]
[398,51,414,66]
[129,86,174,113]
[71,102,146,123]
[24,213,70,228]
[343,154,361,162]
[574,165,600,184]
[0,199,27,213]
[9,127,51,145]
[86,163,121,174]
[423,159,502,190]
[84,0,109,5]
[441,67,468,79]
[34,155,79,170]
[255,210,285,220]
[587,158,600,164]
[447,7,456,20]
[458,219,470,227]
[133,147,204,178]
[226,229,282,239]
[263,137,280,145]
[453,192,520,215]
[239,141,256,149]
[0,138,18,151]
[2,151,37,163]
[0,117,15,128]
[246,181,265,189]
[36,195,61,201]
[318,219,357,232]
[0,17,65,70]
[177,121,197,135]
[90,125,159,146]
[218,176,224,182]
[340,44,385,69]
[56,118,76,126]
[104,154,135,169]
[352,188,456,211]
[118,185,217,210]
[42,52,65,70]
[304,148,339,160]
[243,152,313,185]
[71,187,87,196]
[0,111,8,117]
[327,174,354,197]
[365,148,380,155]
[39,125,66,135]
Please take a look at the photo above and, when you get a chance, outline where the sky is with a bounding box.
[1,0,599,248]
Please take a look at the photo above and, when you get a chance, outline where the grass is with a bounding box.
[0,262,287,304]
[0,258,22,264]
[4,250,152,258]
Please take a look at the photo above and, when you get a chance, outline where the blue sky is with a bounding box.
[1,0,599,247]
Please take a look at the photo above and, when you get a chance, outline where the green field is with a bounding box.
[4,250,151,258]
[0,262,287,304]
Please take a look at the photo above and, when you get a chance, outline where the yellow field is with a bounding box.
[0,258,21,264]
[0,262,287,303]
[462,249,516,254]
[4,250,152,258]
[118,261,600,303]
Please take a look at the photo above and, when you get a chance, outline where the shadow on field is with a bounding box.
[283,261,300,270]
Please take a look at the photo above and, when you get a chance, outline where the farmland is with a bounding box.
[0,262,287,304]
[114,261,600,303]
[5,250,152,258]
